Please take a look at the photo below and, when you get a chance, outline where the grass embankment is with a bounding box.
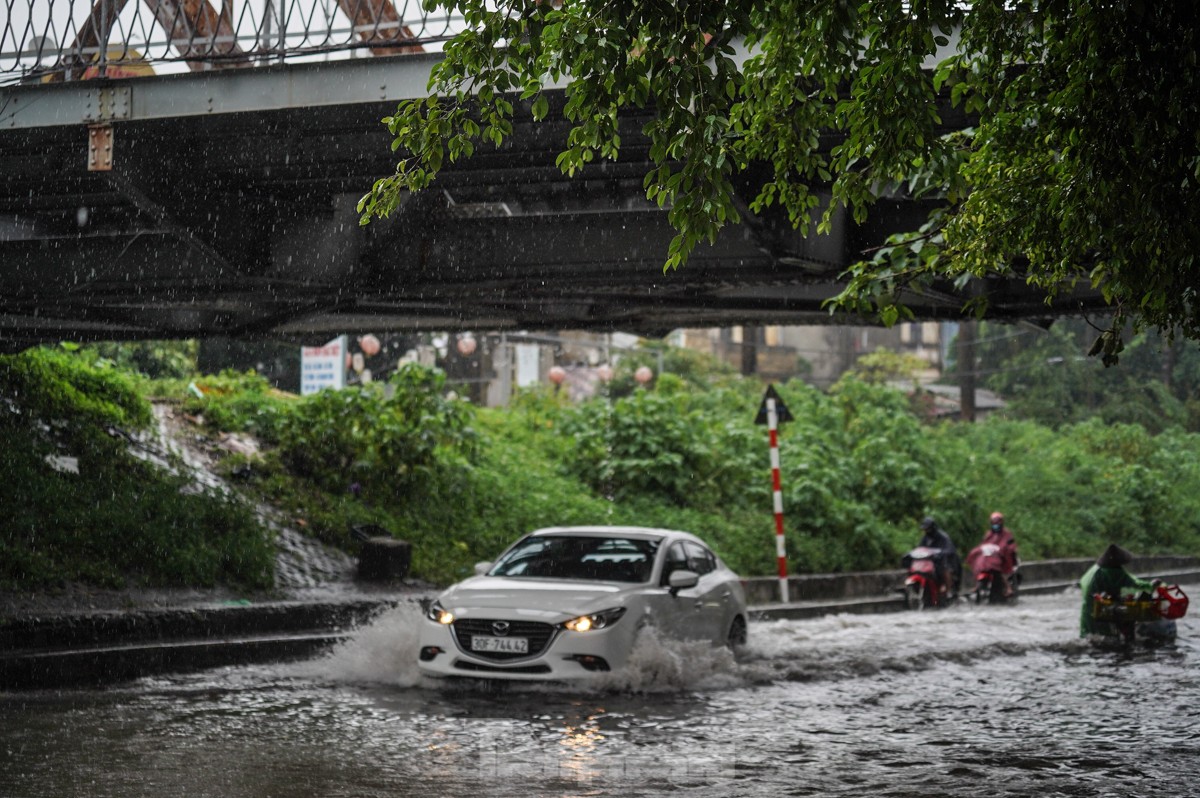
[3,345,1199,591]
[0,348,273,589]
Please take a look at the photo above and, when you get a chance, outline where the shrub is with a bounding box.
[181,369,290,441]
[558,386,763,509]
[0,348,273,590]
[274,364,476,498]
[0,345,151,445]
[8,341,1200,592]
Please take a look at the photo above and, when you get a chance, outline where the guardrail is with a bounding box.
[2,0,455,85]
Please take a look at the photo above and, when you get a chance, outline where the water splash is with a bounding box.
[741,592,1100,682]
[293,604,429,687]
[590,627,746,693]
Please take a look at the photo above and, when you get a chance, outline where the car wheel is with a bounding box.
[726,615,748,649]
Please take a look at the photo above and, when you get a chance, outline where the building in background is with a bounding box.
[212,321,959,406]
[674,322,955,388]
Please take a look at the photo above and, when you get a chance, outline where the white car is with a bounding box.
[417,526,749,681]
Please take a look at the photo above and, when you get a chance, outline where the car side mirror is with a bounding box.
[474,561,492,576]
[668,569,699,594]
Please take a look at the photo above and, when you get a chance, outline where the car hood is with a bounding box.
[437,576,636,622]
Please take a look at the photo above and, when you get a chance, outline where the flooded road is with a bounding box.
[3,591,1197,797]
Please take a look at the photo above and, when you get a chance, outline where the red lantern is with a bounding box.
[359,334,381,357]
[548,366,567,386]
[456,335,477,356]
[634,366,653,385]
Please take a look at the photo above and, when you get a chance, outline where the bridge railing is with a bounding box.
[1,0,459,84]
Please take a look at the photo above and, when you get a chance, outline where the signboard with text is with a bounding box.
[516,343,540,387]
[300,335,347,396]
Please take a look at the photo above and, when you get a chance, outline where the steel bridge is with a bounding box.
[1,1,1107,351]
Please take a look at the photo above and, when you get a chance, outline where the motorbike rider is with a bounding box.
[916,516,960,598]
[978,511,1019,597]
[1079,544,1158,641]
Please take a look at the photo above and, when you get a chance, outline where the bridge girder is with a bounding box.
[0,55,1105,351]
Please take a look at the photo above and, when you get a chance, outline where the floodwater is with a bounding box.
[2,591,1197,798]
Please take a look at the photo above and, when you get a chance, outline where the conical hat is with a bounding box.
[1097,544,1133,567]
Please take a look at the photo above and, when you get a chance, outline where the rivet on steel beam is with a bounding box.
[88,124,114,172]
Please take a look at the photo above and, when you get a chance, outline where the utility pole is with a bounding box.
[958,320,977,422]
[741,325,759,376]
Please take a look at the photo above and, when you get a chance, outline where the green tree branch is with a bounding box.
[360,0,1199,357]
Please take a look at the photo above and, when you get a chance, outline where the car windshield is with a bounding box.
[488,535,661,583]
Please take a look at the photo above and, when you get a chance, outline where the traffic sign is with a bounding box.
[754,384,793,425]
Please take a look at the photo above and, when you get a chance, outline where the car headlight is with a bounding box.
[426,601,455,625]
[562,607,627,632]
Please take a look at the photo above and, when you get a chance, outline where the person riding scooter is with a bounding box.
[976,511,1019,597]
[1079,544,1157,642]
[915,516,960,599]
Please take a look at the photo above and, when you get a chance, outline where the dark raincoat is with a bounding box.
[917,523,960,592]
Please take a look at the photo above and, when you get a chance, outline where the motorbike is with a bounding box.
[1090,583,1190,644]
[966,543,1020,604]
[899,546,954,610]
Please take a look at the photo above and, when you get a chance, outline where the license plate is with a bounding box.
[472,635,529,654]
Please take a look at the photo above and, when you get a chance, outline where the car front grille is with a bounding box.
[452,618,557,661]
[453,660,553,675]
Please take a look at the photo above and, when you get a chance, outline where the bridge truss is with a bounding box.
[3,0,446,83]
[1,5,1109,351]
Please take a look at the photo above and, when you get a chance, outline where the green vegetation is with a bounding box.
[0,347,273,589]
[4,337,1200,591]
[963,321,1200,434]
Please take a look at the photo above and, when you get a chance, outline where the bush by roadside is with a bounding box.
[5,343,1200,592]
[0,348,273,590]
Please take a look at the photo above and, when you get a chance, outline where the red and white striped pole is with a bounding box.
[767,396,789,603]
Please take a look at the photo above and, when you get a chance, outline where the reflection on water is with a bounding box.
[1,592,1197,797]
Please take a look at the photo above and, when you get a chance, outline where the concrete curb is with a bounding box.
[0,597,409,690]
[1,632,352,689]
[739,555,1200,605]
[748,568,1200,621]
[0,598,401,651]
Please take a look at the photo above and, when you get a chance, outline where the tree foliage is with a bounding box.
[360,0,1199,355]
[964,320,1200,432]
[844,347,930,385]
[85,340,199,380]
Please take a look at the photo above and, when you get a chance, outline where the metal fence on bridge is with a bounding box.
[1,0,457,84]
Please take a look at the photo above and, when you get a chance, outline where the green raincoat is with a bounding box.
[1079,564,1155,637]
